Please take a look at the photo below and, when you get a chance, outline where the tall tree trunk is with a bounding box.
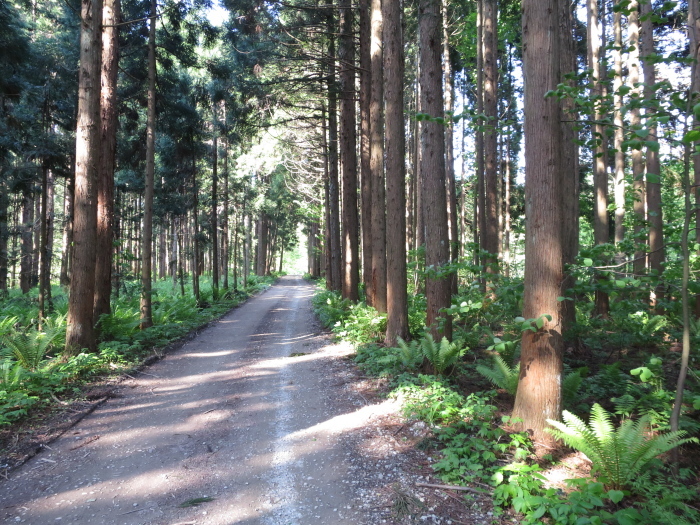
[588,0,609,317]
[369,0,386,310]
[65,0,103,356]
[39,167,53,321]
[0,181,7,294]
[560,0,579,333]
[384,0,408,345]
[211,118,219,293]
[475,0,485,271]
[419,0,452,341]
[322,101,333,290]
[32,194,39,288]
[20,191,32,294]
[171,216,178,289]
[94,0,119,323]
[340,0,359,301]
[359,0,373,304]
[192,163,200,303]
[222,121,229,290]
[613,5,625,252]
[641,0,664,308]
[690,0,700,317]
[512,0,564,445]
[443,1,458,296]
[326,20,342,292]
[140,0,156,330]
[482,0,499,279]
[629,1,646,278]
[256,214,268,276]
[413,56,424,292]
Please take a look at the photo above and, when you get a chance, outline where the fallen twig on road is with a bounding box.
[416,482,492,495]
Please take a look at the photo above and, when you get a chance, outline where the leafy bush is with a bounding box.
[395,375,470,426]
[547,403,698,491]
[312,289,351,328]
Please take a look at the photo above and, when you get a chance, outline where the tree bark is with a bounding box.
[222,125,229,290]
[369,0,386,310]
[690,0,700,316]
[211,113,219,293]
[612,5,625,251]
[629,1,646,278]
[94,0,120,323]
[359,0,373,305]
[419,0,452,341]
[482,0,499,279]
[65,0,103,356]
[443,1,458,296]
[559,0,579,333]
[0,181,8,294]
[20,190,32,294]
[512,0,564,445]
[326,19,342,292]
[588,0,609,317]
[384,0,408,345]
[641,0,664,308]
[339,0,359,301]
[475,0,485,271]
[140,0,156,330]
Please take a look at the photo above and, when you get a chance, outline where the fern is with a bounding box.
[0,359,25,387]
[562,370,583,407]
[476,355,520,395]
[396,338,422,370]
[547,403,698,491]
[0,316,18,338]
[420,335,465,376]
[1,327,62,371]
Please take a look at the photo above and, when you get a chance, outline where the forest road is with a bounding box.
[0,276,401,525]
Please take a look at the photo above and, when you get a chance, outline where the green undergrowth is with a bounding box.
[0,274,275,427]
[312,286,700,525]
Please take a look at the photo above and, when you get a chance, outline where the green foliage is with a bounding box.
[476,355,520,395]
[396,338,423,371]
[547,403,698,491]
[418,334,466,376]
[395,375,471,426]
[312,289,351,328]
[1,326,62,371]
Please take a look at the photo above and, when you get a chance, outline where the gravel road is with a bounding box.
[0,276,412,525]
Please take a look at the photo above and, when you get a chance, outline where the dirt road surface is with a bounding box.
[0,276,420,525]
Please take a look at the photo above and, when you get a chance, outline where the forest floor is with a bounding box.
[0,276,500,525]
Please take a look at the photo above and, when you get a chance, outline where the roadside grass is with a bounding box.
[312,284,700,525]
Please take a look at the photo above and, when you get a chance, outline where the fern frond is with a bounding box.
[1,327,61,371]
[548,404,698,490]
[476,355,520,395]
[562,371,582,406]
[396,338,421,370]
[418,335,465,376]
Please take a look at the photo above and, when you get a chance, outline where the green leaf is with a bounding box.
[615,279,626,288]
[583,258,594,267]
[683,130,700,144]
[607,489,624,504]
[645,173,660,184]
[644,140,659,152]
[535,317,545,329]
